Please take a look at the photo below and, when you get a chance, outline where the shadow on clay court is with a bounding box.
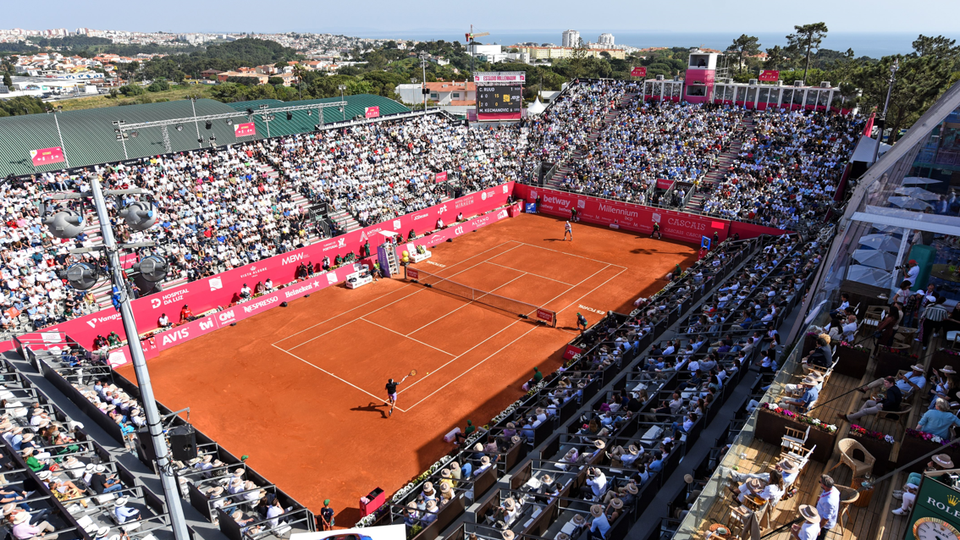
[351,402,389,419]
[412,343,568,472]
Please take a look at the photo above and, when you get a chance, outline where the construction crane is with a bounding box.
[465,25,490,85]
[465,25,489,44]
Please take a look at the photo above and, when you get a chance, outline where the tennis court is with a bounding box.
[116,213,697,523]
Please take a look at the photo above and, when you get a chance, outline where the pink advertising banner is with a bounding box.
[31,147,65,167]
[234,122,256,138]
[758,70,780,82]
[656,179,674,190]
[365,106,380,119]
[30,183,516,356]
[435,171,448,183]
[630,67,647,78]
[513,185,729,245]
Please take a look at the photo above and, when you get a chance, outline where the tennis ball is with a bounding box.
[426,371,430,375]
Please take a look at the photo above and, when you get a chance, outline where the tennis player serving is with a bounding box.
[386,370,416,417]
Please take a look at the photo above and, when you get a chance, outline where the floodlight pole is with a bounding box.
[87,176,191,540]
[190,97,202,149]
[50,109,70,168]
[872,58,899,165]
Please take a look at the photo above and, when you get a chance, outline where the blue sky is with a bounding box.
[6,0,960,35]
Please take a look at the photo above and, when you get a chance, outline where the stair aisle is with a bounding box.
[683,116,754,213]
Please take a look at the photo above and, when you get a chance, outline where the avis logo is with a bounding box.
[151,298,161,309]
[161,328,190,346]
[454,226,464,236]
[209,277,223,291]
[199,319,215,331]
[578,199,586,209]
[651,213,662,223]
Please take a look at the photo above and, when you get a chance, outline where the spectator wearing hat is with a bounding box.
[589,504,610,539]
[732,470,784,505]
[859,365,925,397]
[403,502,420,528]
[925,454,957,487]
[781,376,819,412]
[476,456,493,475]
[791,504,821,540]
[113,497,140,524]
[539,474,560,501]
[928,367,957,409]
[903,259,920,287]
[843,376,901,422]
[318,499,334,530]
[606,497,625,521]
[814,475,839,540]
[917,398,960,438]
[11,510,57,540]
[500,497,518,525]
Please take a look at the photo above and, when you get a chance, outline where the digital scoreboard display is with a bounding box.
[477,85,522,121]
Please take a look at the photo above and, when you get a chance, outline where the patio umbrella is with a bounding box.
[871,224,902,234]
[847,265,894,287]
[852,248,897,269]
[894,187,939,200]
[888,196,933,211]
[858,234,901,252]
[902,177,943,185]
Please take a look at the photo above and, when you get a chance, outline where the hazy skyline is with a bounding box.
[6,0,960,36]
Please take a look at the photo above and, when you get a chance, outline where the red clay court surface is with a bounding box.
[117,213,698,523]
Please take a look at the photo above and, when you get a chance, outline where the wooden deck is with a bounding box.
[697,439,889,540]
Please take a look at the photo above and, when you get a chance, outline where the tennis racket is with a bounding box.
[400,369,417,383]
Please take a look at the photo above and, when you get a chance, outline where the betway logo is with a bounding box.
[284,282,316,298]
[543,195,570,207]
[86,313,122,328]
[161,328,189,346]
[598,203,639,218]
[282,252,306,265]
[242,296,278,314]
[668,217,706,231]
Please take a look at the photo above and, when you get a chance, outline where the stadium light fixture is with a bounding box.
[286,112,293,121]
[44,178,190,538]
[338,85,347,121]
[226,119,233,125]
[204,120,212,130]
[65,262,100,290]
[136,254,169,282]
[175,125,183,131]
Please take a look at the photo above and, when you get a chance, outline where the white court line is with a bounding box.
[283,242,525,351]
[359,317,456,357]
[400,262,614,394]
[516,241,628,270]
[403,324,541,411]
[274,240,521,346]
[482,261,575,286]
[271,344,407,413]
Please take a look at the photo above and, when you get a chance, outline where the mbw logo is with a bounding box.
[282,252,305,265]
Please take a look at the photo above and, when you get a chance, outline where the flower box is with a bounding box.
[835,345,870,378]
[874,351,915,379]
[898,431,960,472]
[755,407,837,463]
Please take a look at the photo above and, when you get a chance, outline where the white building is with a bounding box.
[598,33,615,47]
[562,30,580,48]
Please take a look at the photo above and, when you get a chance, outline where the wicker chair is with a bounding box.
[836,485,860,532]
[878,403,914,426]
[827,438,876,485]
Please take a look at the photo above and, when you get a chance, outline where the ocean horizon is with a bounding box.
[344,30,958,59]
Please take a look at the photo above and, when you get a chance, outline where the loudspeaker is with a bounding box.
[168,425,198,461]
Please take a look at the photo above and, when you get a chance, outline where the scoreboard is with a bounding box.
[476,86,522,121]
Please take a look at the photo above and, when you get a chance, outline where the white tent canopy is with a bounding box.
[858,234,901,252]
[527,97,546,117]
[851,248,897,269]
[888,196,933,211]
[894,187,939,200]
[847,265,894,287]
[902,177,943,185]
[851,136,892,163]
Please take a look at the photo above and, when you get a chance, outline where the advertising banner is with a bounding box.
[656,179,674,190]
[630,67,647,78]
[562,344,582,360]
[435,171,448,183]
[474,72,526,84]
[234,122,256,137]
[905,476,960,540]
[37,183,516,353]
[365,106,380,119]
[513,185,729,245]
[758,70,780,82]
[727,221,789,240]
[31,147,65,167]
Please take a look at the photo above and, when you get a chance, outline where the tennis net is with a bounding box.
[404,266,557,327]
